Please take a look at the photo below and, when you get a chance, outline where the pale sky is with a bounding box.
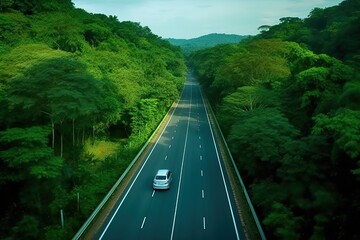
[71,0,344,39]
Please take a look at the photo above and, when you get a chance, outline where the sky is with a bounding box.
[71,0,344,39]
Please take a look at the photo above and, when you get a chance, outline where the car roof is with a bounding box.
[156,169,170,176]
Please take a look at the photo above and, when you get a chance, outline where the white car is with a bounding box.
[153,169,172,190]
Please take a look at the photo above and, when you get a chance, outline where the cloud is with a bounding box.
[72,0,344,39]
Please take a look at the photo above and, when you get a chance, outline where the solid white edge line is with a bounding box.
[170,81,192,240]
[98,86,185,240]
[200,86,241,240]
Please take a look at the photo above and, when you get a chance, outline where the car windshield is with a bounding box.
[155,175,166,180]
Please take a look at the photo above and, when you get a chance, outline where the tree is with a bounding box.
[282,52,354,133]
[263,202,302,240]
[32,12,86,52]
[0,0,14,11]
[313,109,360,163]
[6,57,105,156]
[84,23,112,47]
[0,44,69,85]
[218,86,280,134]
[10,0,73,14]
[0,126,63,181]
[0,126,63,239]
[130,98,162,137]
[210,39,291,98]
[227,108,299,178]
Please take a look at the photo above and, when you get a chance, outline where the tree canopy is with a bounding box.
[189,1,360,238]
[0,1,186,239]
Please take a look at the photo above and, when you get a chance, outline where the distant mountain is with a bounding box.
[167,33,249,55]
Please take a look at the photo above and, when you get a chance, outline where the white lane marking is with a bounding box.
[165,155,168,160]
[201,170,203,176]
[141,217,146,229]
[199,144,202,148]
[98,90,182,240]
[169,145,171,149]
[199,136,201,139]
[200,88,240,240]
[170,83,193,240]
[152,190,155,197]
[200,155,202,161]
[203,217,206,230]
[202,190,204,199]
[172,136,174,139]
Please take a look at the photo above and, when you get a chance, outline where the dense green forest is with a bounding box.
[167,33,248,56]
[0,0,186,239]
[189,0,360,239]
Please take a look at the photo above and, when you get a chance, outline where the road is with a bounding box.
[96,72,245,240]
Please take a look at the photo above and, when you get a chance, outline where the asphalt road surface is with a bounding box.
[96,72,245,240]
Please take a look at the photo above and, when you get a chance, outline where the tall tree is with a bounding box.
[0,126,62,240]
[6,57,105,156]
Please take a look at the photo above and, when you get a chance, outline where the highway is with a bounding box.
[96,72,245,240]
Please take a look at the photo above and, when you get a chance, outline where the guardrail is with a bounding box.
[72,103,175,240]
[205,97,266,240]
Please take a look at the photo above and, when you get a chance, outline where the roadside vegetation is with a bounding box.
[0,1,186,239]
[189,0,360,239]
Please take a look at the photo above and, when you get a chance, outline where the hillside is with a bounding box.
[189,0,360,239]
[167,33,248,55]
[0,1,186,239]
[258,0,360,69]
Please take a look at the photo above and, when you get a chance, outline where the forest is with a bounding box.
[189,0,359,239]
[0,0,186,239]
[167,33,248,56]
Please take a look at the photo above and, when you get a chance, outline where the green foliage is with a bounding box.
[5,57,104,131]
[130,98,163,137]
[260,0,360,69]
[228,109,299,177]
[189,39,291,104]
[218,86,280,134]
[168,33,248,55]
[7,0,73,14]
[251,180,288,208]
[0,2,186,239]
[313,109,360,160]
[338,81,360,110]
[0,44,69,84]
[190,2,360,238]
[31,12,86,52]
[0,12,30,45]
[263,202,302,240]
[0,126,62,180]
[11,215,39,240]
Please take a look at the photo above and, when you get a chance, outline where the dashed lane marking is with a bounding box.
[141,217,146,229]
